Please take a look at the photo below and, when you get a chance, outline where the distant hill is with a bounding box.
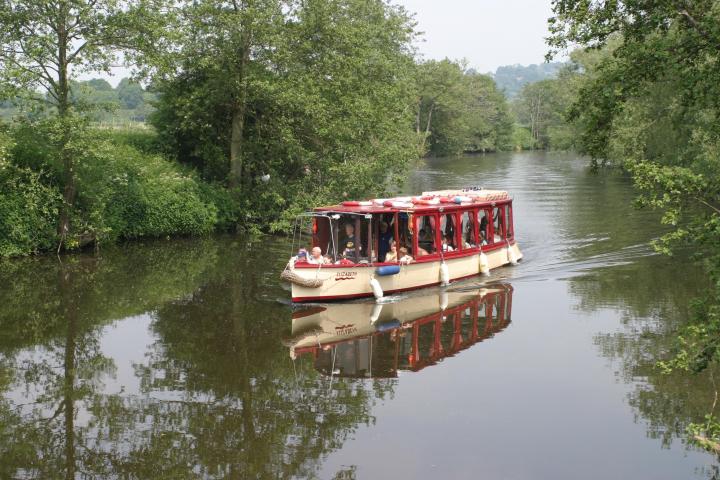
[492,62,566,99]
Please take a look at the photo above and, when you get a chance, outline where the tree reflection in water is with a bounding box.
[0,237,381,478]
[575,254,720,471]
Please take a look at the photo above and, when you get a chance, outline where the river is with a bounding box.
[0,151,717,479]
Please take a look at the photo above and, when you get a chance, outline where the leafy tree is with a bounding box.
[512,64,580,149]
[466,73,514,151]
[415,59,513,156]
[149,0,418,230]
[116,78,145,109]
[85,79,113,92]
[0,0,159,245]
[414,59,471,156]
[548,0,720,452]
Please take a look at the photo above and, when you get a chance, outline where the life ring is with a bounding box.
[454,196,472,203]
[342,200,372,207]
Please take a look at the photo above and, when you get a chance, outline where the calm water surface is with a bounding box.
[1,152,718,479]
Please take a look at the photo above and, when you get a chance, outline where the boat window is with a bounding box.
[337,215,372,263]
[416,214,437,256]
[439,213,456,251]
[375,213,395,262]
[492,206,505,243]
[460,210,477,249]
[478,209,491,245]
[399,212,413,255]
[312,216,333,257]
[505,204,514,240]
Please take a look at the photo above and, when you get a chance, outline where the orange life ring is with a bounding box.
[412,198,440,206]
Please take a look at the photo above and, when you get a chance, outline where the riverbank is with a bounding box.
[1,125,239,258]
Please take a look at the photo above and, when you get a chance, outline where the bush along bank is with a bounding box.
[0,121,238,257]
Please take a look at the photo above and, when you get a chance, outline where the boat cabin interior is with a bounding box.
[292,198,516,267]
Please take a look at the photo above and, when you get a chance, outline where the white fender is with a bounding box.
[507,241,518,265]
[370,277,384,300]
[370,303,383,323]
[440,262,450,286]
[479,251,490,275]
[440,291,449,311]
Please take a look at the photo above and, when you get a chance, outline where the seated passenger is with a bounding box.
[340,223,360,258]
[418,227,435,253]
[441,235,455,252]
[384,240,398,262]
[294,248,309,263]
[307,247,327,265]
[398,247,413,264]
[479,215,488,243]
[378,221,393,262]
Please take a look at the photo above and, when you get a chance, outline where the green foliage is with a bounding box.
[510,125,535,150]
[415,59,513,156]
[548,0,720,452]
[0,122,236,257]
[687,415,720,456]
[102,127,163,155]
[116,79,145,109]
[150,0,419,231]
[73,135,220,242]
[0,130,61,256]
[512,65,581,150]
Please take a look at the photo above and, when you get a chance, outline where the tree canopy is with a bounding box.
[415,59,513,156]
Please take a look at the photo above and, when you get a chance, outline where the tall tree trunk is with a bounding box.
[415,97,421,134]
[229,28,252,190]
[229,104,246,189]
[419,102,435,155]
[56,15,75,244]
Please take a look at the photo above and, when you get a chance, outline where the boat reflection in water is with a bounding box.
[288,284,513,378]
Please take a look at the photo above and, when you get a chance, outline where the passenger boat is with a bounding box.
[281,188,522,302]
[285,284,513,377]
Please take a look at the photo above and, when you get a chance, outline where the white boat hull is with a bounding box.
[290,242,522,302]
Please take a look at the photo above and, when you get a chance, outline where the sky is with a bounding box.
[87,0,559,86]
[395,0,559,73]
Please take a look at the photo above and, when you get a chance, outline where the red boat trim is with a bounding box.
[291,271,483,303]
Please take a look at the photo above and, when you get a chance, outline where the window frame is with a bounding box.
[412,212,440,260]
